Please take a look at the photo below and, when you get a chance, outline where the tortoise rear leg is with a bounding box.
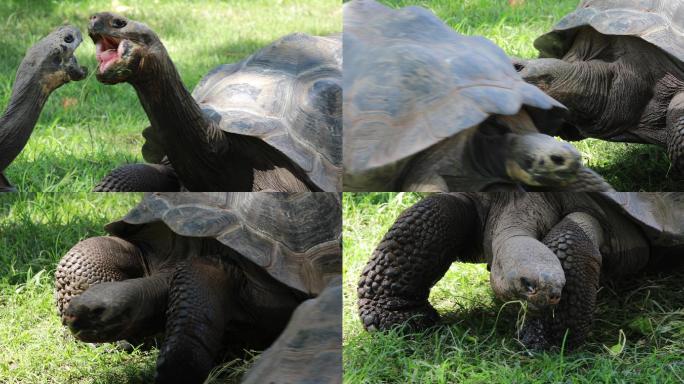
[55,236,146,318]
[358,194,479,332]
[666,91,684,177]
[155,258,233,384]
[94,161,180,192]
[520,212,602,350]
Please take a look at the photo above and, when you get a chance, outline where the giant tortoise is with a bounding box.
[343,0,611,192]
[0,26,86,192]
[87,12,342,192]
[516,0,684,178]
[56,192,342,383]
[358,192,683,349]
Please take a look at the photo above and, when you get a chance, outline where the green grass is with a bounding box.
[372,0,683,191]
[343,193,684,383]
[0,0,341,191]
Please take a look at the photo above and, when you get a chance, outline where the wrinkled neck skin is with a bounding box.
[402,124,518,192]
[0,71,49,172]
[129,49,231,191]
[529,29,683,140]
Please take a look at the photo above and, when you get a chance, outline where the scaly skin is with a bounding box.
[667,91,684,177]
[93,162,180,192]
[357,194,479,331]
[55,236,145,316]
[155,258,233,384]
[520,212,602,349]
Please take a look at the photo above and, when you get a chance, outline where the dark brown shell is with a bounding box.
[598,192,684,247]
[106,192,341,295]
[192,33,343,192]
[535,0,684,63]
[343,0,564,174]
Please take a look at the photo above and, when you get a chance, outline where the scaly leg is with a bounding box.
[358,193,479,332]
[55,236,146,316]
[155,258,233,384]
[520,212,602,349]
[667,91,684,177]
[94,162,180,192]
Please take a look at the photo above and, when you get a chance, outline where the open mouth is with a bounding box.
[93,34,123,73]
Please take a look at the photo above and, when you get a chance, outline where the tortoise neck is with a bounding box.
[0,72,48,172]
[131,52,231,189]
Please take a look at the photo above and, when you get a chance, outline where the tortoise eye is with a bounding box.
[64,35,74,43]
[112,18,127,28]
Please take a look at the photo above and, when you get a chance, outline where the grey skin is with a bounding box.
[358,193,683,349]
[343,0,612,192]
[87,13,342,192]
[55,192,342,384]
[515,0,684,177]
[0,26,87,192]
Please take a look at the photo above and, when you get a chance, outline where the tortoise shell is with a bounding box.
[343,0,564,175]
[598,192,684,247]
[241,277,341,384]
[145,34,342,192]
[105,192,341,296]
[535,0,684,63]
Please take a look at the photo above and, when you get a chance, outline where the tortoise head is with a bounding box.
[505,132,581,187]
[489,236,566,312]
[62,280,161,343]
[18,25,87,95]
[88,12,162,84]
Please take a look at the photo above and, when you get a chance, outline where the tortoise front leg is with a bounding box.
[358,193,479,332]
[155,258,232,384]
[667,91,684,177]
[520,212,602,349]
[55,236,146,317]
[94,162,181,192]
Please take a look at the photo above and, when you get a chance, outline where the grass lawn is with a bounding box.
[0,0,341,192]
[343,193,684,383]
[368,0,683,192]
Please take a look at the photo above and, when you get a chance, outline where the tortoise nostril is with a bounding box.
[550,155,565,165]
[91,306,106,318]
[521,277,536,294]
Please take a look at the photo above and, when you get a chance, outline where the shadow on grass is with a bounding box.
[588,144,684,192]
[0,218,114,284]
[6,149,141,192]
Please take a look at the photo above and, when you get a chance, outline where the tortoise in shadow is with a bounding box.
[0,26,87,192]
